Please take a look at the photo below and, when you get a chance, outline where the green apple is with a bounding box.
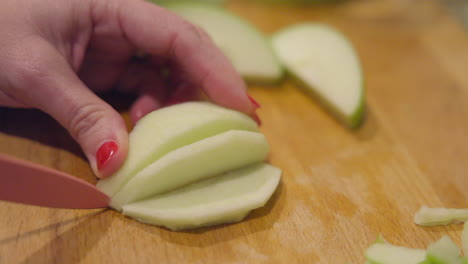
[164,2,284,84]
[122,163,280,231]
[272,23,365,128]
[111,130,270,210]
[423,235,462,264]
[97,102,258,197]
[365,243,426,264]
[414,206,468,226]
[96,102,281,230]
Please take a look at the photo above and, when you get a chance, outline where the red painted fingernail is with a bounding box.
[252,113,262,126]
[96,141,118,171]
[248,95,261,109]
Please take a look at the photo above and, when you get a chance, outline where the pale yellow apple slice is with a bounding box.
[165,2,284,84]
[365,243,426,264]
[272,23,365,128]
[122,163,281,231]
[414,206,468,226]
[97,102,258,197]
[424,235,462,264]
[110,130,270,210]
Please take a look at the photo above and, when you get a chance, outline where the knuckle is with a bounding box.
[67,103,109,142]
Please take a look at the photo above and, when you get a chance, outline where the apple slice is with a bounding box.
[164,2,283,84]
[414,206,468,226]
[424,235,462,264]
[272,23,365,128]
[110,130,270,210]
[365,243,426,264]
[96,102,258,197]
[122,163,281,231]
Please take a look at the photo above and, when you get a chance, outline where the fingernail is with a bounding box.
[252,113,262,126]
[248,95,261,109]
[96,141,119,171]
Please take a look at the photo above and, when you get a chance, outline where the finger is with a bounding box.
[112,1,257,115]
[116,62,166,94]
[0,90,29,108]
[4,38,128,178]
[129,92,163,125]
[117,63,168,124]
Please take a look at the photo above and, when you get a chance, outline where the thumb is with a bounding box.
[4,39,128,178]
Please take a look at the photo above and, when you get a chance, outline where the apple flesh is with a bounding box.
[122,163,280,231]
[272,23,365,128]
[110,130,270,210]
[97,102,258,197]
[365,243,426,264]
[424,235,462,264]
[164,2,284,84]
[414,206,468,226]
[96,102,281,230]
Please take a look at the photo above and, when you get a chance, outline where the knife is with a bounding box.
[0,154,110,209]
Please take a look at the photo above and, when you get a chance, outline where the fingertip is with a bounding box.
[129,93,163,125]
[92,133,129,179]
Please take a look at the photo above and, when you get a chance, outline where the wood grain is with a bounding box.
[1,0,467,263]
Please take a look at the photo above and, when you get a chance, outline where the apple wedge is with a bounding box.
[272,23,365,128]
[96,102,258,197]
[424,236,462,264]
[122,163,280,231]
[164,2,283,84]
[414,206,468,226]
[365,243,426,264]
[110,130,270,210]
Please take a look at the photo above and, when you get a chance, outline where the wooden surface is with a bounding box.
[1,0,468,263]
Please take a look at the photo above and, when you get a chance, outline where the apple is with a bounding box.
[97,102,258,197]
[414,206,468,226]
[110,130,270,210]
[96,102,281,230]
[365,243,426,264]
[164,2,284,84]
[424,236,462,264]
[272,23,365,128]
[122,163,280,231]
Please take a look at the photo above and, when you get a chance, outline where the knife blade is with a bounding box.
[0,154,110,209]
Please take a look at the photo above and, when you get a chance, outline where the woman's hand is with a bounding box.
[0,0,258,178]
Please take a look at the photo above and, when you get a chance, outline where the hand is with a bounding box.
[0,0,258,178]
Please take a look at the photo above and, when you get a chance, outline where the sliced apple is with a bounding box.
[365,243,426,264]
[414,206,468,226]
[122,163,280,231]
[97,102,258,197]
[111,130,270,210]
[164,2,284,84]
[272,23,365,128]
[424,235,462,264]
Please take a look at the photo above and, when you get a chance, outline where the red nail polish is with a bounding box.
[96,141,118,170]
[252,113,262,126]
[248,95,261,109]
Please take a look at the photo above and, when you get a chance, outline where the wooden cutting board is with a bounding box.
[1,0,467,263]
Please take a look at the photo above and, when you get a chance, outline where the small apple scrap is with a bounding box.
[97,102,281,231]
[362,206,468,263]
